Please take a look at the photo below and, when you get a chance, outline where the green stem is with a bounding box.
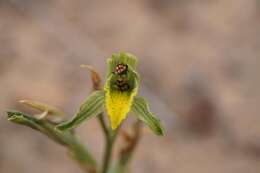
[97,112,119,173]
[98,113,109,138]
[101,128,119,173]
[102,136,113,173]
[97,113,113,173]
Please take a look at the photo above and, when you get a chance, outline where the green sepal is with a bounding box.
[132,97,165,136]
[107,52,138,76]
[106,52,140,93]
[56,90,105,131]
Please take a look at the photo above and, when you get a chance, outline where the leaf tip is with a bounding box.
[156,126,165,136]
[5,111,25,123]
[6,111,15,120]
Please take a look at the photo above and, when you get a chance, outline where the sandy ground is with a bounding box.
[1,1,260,173]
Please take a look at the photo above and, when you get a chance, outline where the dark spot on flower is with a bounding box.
[115,77,130,92]
[118,83,130,92]
[115,63,128,75]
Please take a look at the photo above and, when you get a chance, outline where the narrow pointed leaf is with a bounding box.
[6,111,98,171]
[132,97,165,136]
[56,90,105,131]
[7,111,69,145]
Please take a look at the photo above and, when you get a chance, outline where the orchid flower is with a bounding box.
[57,52,164,135]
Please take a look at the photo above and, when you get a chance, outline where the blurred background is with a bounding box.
[1,0,260,173]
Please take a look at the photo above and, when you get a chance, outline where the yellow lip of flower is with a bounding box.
[105,53,139,129]
[105,85,137,129]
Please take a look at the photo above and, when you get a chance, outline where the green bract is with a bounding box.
[57,90,105,131]
[56,52,164,136]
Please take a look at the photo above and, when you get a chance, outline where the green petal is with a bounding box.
[132,96,165,136]
[56,90,105,131]
[107,52,138,75]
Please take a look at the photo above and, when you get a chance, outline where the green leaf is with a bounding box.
[7,111,98,170]
[7,111,70,145]
[56,90,105,131]
[132,97,165,136]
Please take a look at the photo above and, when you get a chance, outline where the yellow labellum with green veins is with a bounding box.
[105,52,139,129]
[105,90,137,129]
[105,81,138,129]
